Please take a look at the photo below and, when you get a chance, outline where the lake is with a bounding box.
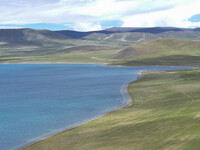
[0,64,192,150]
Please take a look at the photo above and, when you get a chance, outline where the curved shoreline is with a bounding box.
[18,71,142,150]
[5,65,194,150]
[16,66,194,150]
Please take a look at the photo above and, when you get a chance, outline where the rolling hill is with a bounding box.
[1,27,200,46]
[112,39,200,67]
[82,30,200,45]
[114,39,200,58]
[0,27,200,66]
[0,28,68,43]
[56,45,114,53]
[56,27,200,44]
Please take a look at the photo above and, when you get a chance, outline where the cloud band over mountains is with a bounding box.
[0,0,200,31]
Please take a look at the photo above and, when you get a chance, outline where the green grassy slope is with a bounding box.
[1,29,200,65]
[24,69,200,150]
[1,38,199,66]
[112,39,200,67]
[0,40,121,63]
[114,39,200,58]
[117,55,200,67]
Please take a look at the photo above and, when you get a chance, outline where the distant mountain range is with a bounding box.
[56,27,200,38]
[0,27,199,66]
[0,28,68,43]
[1,27,200,44]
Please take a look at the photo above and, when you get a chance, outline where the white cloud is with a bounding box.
[0,26,23,29]
[0,0,200,31]
[122,0,200,28]
[71,22,102,31]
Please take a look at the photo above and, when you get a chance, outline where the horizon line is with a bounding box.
[0,26,200,32]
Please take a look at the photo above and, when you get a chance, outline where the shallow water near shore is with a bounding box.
[0,64,192,150]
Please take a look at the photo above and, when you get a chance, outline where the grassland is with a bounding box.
[114,39,200,59]
[1,38,199,67]
[114,55,200,67]
[0,38,199,67]
[111,39,200,67]
[0,49,119,64]
[0,42,121,64]
[24,69,200,150]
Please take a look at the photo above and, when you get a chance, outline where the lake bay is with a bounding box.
[0,64,191,150]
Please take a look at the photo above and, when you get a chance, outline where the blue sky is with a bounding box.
[0,23,73,31]
[0,0,200,31]
[189,14,200,22]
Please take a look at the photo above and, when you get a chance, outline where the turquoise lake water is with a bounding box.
[0,64,192,150]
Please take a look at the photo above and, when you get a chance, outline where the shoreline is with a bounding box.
[9,65,196,150]
[18,71,142,150]
[1,63,197,69]
[0,62,104,65]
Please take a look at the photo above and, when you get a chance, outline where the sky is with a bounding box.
[0,0,200,31]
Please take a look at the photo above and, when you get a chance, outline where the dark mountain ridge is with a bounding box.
[56,27,199,38]
[1,27,200,44]
[0,28,68,43]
